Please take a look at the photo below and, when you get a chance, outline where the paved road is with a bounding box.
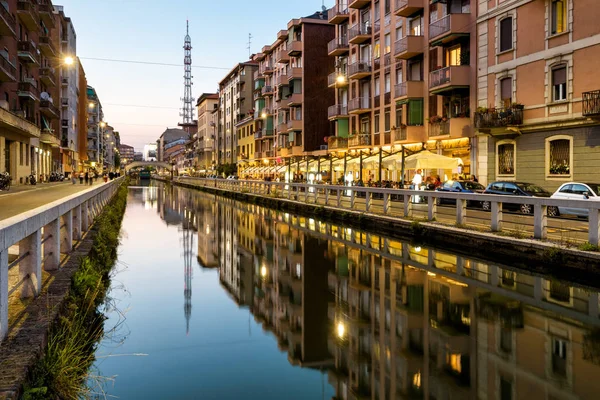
[0,180,105,221]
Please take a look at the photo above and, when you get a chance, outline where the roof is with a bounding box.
[218,61,259,86]
[197,93,218,105]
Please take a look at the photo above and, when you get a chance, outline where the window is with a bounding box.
[500,377,512,400]
[551,0,567,35]
[395,105,403,127]
[552,65,567,101]
[499,17,513,52]
[384,111,391,132]
[384,34,391,54]
[374,113,380,133]
[547,136,571,176]
[374,39,381,59]
[407,99,423,125]
[497,141,515,175]
[500,77,512,108]
[552,338,567,376]
[395,26,402,41]
[446,45,462,66]
[500,328,513,354]
[384,73,391,93]
[409,16,422,36]
[374,76,381,96]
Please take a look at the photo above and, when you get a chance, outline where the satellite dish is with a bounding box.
[40,92,50,101]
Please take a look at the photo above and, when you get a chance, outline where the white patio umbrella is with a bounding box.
[403,151,459,170]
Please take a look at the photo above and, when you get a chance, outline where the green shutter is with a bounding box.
[408,99,423,126]
[338,119,349,138]
[266,116,273,130]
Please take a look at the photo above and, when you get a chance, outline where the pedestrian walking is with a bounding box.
[79,171,84,184]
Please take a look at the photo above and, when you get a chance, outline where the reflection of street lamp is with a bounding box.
[336,322,345,339]
[260,265,267,278]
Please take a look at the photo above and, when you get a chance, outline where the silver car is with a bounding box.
[550,182,600,217]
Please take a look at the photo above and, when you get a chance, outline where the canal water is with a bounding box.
[91,182,600,399]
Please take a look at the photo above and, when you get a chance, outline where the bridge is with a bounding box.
[125,161,173,172]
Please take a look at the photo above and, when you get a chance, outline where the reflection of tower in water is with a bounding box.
[182,205,195,335]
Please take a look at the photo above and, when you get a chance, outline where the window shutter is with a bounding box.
[408,99,424,125]
[553,67,566,85]
[500,18,512,52]
[501,78,512,101]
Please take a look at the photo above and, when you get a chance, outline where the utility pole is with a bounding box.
[247,33,252,58]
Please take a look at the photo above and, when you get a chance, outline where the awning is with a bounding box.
[403,150,459,170]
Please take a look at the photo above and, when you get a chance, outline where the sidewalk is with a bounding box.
[0,179,106,221]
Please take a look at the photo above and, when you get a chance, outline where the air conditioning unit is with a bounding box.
[0,100,8,110]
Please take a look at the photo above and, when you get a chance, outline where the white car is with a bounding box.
[550,182,600,217]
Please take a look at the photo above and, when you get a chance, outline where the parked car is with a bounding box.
[435,180,486,207]
[226,175,238,180]
[550,182,600,218]
[482,181,557,215]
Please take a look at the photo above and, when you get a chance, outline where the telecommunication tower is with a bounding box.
[180,21,195,124]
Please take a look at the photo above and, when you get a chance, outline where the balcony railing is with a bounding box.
[18,80,38,98]
[395,82,407,98]
[261,85,273,95]
[327,136,348,150]
[328,4,350,23]
[348,134,371,147]
[0,52,16,79]
[348,61,372,78]
[583,90,600,117]
[428,120,450,137]
[328,72,348,87]
[328,36,349,54]
[328,104,349,118]
[474,107,524,129]
[0,2,16,35]
[262,128,274,137]
[430,15,451,39]
[349,22,373,43]
[261,64,274,74]
[393,126,407,141]
[348,97,371,113]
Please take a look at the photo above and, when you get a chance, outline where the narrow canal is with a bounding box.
[91,182,600,399]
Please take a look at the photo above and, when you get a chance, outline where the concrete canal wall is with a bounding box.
[157,177,600,276]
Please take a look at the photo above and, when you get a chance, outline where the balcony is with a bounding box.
[328,4,350,24]
[40,67,56,87]
[395,0,424,17]
[328,72,349,88]
[253,70,262,81]
[38,35,56,58]
[287,93,302,106]
[0,2,16,36]
[348,97,371,114]
[328,104,349,120]
[40,100,60,119]
[583,90,600,117]
[394,81,424,101]
[17,79,38,101]
[287,40,302,56]
[0,53,16,82]
[287,119,302,131]
[349,0,371,9]
[38,3,55,29]
[348,62,372,80]
[328,36,349,56]
[17,41,39,64]
[429,13,472,45]
[203,139,214,151]
[393,126,407,142]
[276,51,290,64]
[394,35,425,59]
[262,85,274,96]
[262,64,274,75]
[394,125,425,143]
[349,23,373,45]
[348,134,371,148]
[16,1,38,32]
[262,128,274,137]
[277,122,288,133]
[474,106,524,129]
[287,67,302,81]
[429,117,470,138]
[327,136,348,150]
[41,131,60,147]
[277,29,288,41]
[61,77,68,87]
[429,66,470,94]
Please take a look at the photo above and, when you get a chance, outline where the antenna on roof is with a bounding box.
[247,33,252,58]
[322,0,326,12]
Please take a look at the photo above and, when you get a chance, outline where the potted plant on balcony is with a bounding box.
[511,102,524,110]
[429,115,442,124]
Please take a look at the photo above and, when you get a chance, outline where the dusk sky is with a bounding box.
[56,0,332,151]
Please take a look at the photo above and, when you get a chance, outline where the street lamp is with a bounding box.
[64,56,74,66]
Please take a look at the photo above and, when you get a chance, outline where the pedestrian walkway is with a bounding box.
[0,179,106,221]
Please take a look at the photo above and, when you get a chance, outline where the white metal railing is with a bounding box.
[171,178,600,247]
[0,177,123,341]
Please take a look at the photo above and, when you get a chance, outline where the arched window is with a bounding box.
[496,140,516,177]
[499,17,513,52]
[546,135,572,177]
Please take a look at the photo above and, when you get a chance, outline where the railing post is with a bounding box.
[456,256,465,276]
[81,201,90,232]
[61,210,73,253]
[19,230,42,298]
[73,205,82,241]
[533,204,547,240]
[403,193,412,217]
[366,192,371,212]
[534,277,543,300]
[589,209,600,246]
[350,190,355,209]
[0,249,7,341]
[337,188,341,207]
[383,193,390,215]
[427,195,436,221]
[43,218,61,271]
[491,201,503,232]
[305,185,309,202]
[456,199,467,225]
[325,188,330,205]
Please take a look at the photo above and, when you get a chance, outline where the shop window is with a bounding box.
[552,338,567,376]
[551,0,567,35]
[407,99,423,126]
[552,65,567,101]
[546,136,571,176]
[497,140,515,176]
[500,77,512,108]
[499,17,513,52]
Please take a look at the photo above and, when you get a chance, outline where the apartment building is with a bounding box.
[475,0,600,188]
[103,124,118,170]
[327,0,476,180]
[251,11,334,173]
[235,114,257,175]
[86,85,103,167]
[217,61,258,166]
[77,57,88,168]
[118,143,134,166]
[195,92,218,171]
[156,127,186,162]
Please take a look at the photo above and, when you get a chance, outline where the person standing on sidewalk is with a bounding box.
[84,171,89,185]
[89,171,94,185]
[79,171,84,184]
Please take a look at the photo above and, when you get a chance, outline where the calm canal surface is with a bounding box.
[92,182,600,399]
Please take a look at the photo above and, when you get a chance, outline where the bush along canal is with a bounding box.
[20,181,128,400]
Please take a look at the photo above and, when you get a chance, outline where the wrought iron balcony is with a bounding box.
[328,4,350,24]
[474,106,524,129]
[394,35,425,59]
[328,72,348,88]
[40,67,56,87]
[429,13,471,45]
[348,62,372,80]
[393,126,407,142]
[39,35,57,57]
[348,133,371,148]
[348,97,371,114]
[349,22,373,44]
[16,0,38,32]
[429,66,470,94]
[327,136,348,150]
[0,2,16,36]
[328,36,349,56]
[583,90,600,117]
[17,40,39,64]
[17,79,38,100]
[395,0,424,17]
[0,52,16,82]
[328,104,349,119]
[38,3,55,28]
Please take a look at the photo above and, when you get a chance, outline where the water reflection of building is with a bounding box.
[196,198,218,269]
[156,184,600,399]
